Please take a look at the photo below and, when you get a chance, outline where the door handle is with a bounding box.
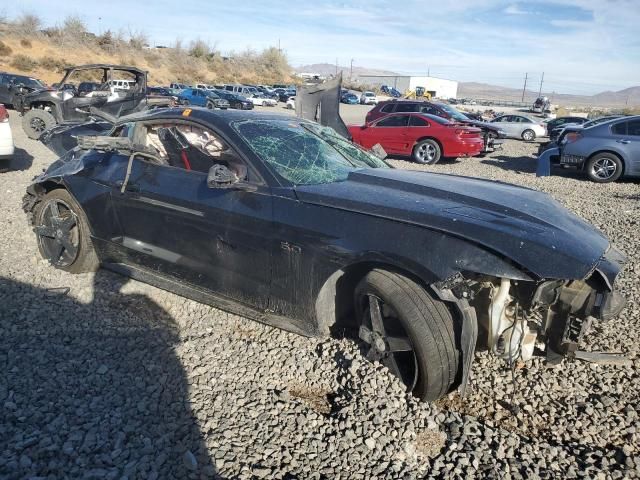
[115,180,140,192]
[616,139,630,144]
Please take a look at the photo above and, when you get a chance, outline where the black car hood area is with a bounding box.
[295,169,611,280]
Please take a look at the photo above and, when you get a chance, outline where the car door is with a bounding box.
[108,121,274,309]
[366,114,411,153]
[402,115,432,154]
[613,119,640,176]
[494,116,518,137]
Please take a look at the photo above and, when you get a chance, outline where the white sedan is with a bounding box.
[0,104,14,165]
[248,95,277,107]
[490,114,547,141]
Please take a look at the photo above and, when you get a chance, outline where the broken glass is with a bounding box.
[232,119,386,185]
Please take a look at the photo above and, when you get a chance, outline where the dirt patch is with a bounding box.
[414,429,447,458]
[288,383,333,415]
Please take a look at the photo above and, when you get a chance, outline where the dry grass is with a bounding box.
[288,383,333,414]
[413,430,447,458]
[0,17,293,86]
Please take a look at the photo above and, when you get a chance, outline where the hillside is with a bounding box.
[459,82,640,107]
[0,20,292,86]
[295,63,399,78]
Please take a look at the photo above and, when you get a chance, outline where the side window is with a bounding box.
[611,122,627,135]
[376,115,410,127]
[418,105,437,115]
[139,122,252,181]
[380,103,395,113]
[627,120,640,136]
[395,103,418,113]
[409,116,429,127]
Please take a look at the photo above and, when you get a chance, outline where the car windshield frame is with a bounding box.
[231,119,389,186]
[6,75,44,89]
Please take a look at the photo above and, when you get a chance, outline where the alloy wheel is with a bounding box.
[416,143,436,162]
[591,158,617,180]
[359,294,418,391]
[35,199,80,267]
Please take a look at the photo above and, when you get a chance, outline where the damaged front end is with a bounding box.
[436,246,626,392]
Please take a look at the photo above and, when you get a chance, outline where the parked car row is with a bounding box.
[539,115,640,183]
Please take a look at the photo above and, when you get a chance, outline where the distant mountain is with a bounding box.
[459,82,640,107]
[295,63,399,78]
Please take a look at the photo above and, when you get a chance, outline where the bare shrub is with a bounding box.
[129,30,149,50]
[61,15,87,38]
[13,13,42,36]
[10,54,39,71]
[20,38,32,48]
[39,56,67,72]
[0,40,12,56]
[189,39,210,59]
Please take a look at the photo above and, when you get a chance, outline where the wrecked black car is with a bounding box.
[0,72,47,108]
[17,64,171,140]
[23,107,626,401]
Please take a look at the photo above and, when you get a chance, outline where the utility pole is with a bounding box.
[538,72,545,98]
[427,66,430,77]
[521,72,528,102]
[335,58,338,76]
[349,59,354,80]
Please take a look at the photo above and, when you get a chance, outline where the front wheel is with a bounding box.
[22,109,57,140]
[33,189,99,273]
[522,129,536,141]
[585,153,623,183]
[182,99,190,106]
[355,269,460,401]
[412,139,441,165]
[206,101,214,109]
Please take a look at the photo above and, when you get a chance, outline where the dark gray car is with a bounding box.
[559,116,640,182]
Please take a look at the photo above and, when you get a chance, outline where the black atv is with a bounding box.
[17,64,170,140]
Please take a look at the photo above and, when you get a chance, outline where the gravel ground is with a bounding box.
[0,111,638,479]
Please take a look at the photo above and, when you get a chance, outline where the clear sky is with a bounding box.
[3,0,639,94]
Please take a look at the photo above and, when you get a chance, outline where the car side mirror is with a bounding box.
[207,164,257,192]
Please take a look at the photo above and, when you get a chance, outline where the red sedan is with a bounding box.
[348,113,484,164]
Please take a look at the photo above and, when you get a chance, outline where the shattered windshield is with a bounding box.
[232,119,387,185]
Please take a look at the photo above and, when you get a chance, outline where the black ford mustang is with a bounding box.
[24,108,626,401]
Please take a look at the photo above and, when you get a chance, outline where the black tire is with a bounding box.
[585,153,623,183]
[354,269,460,401]
[521,129,536,141]
[412,139,441,165]
[261,101,267,107]
[33,189,99,274]
[22,109,57,140]
[206,101,213,109]
[182,99,190,106]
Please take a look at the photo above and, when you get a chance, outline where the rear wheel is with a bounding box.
[522,129,536,141]
[33,189,99,273]
[586,153,623,183]
[412,139,441,165]
[206,101,214,109]
[22,109,57,140]
[355,269,460,401]
[182,99,190,106]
